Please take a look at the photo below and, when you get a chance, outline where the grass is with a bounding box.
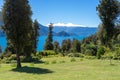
[0,57,120,80]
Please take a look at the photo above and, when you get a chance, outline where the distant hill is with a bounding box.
[53,26,97,36]
[39,24,73,36]
[56,31,70,36]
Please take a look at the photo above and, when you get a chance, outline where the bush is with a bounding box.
[1,57,10,63]
[37,50,56,57]
[9,54,16,61]
[21,56,39,63]
[70,58,76,62]
[68,53,84,57]
[97,46,105,59]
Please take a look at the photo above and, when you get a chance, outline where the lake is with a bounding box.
[0,36,86,52]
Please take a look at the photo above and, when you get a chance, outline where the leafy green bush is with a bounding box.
[68,53,84,57]
[1,57,10,63]
[21,56,39,63]
[70,58,76,62]
[97,46,105,59]
[37,50,56,57]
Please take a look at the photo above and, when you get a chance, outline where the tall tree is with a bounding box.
[32,20,40,54]
[97,0,120,47]
[44,23,53,50]
[53,41,59,54]
[2,0,32,68]
[72,39,81,53]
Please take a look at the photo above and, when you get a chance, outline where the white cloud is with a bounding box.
[47,23,86,27]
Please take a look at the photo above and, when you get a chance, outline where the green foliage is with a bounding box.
[53,41,60,54]
[37,50,56,58]
[97,0,120,46]
[97,46,105,59]
[71,39,81,53]
[61,39,72,53]
[70,58,76,62]
[81,43,97,56]
[32,20,40,54]
[44,23,53,50]
[68,53,84,58]
[2,0,33,68]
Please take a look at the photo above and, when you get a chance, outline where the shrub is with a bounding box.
[1,57,10,64]
[70,58,76,62]
[68,53,84,57]
[97,46,105,59]
[38,50,56,57]
[21,56,39,63]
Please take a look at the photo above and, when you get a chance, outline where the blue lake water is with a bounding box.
[0,36,86,52]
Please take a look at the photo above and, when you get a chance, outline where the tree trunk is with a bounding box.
[16,52,21,68]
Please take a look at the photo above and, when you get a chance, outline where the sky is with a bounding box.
[0,0,101,27]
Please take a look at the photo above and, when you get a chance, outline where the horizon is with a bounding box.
[0,0,102,27]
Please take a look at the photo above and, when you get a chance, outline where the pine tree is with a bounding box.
[44,23,53,50]
[32,20,40,54]
[2,0,32,68]
[97,0,120,47]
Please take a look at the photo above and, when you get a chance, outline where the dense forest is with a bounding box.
[0,0,120,68]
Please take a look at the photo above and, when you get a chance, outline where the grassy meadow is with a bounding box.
[0,57,120,80]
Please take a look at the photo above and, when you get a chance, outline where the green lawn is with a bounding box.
[0,57,120,80]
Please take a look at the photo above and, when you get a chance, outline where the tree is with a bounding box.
[32,20,40,54]
[2,0,32,68]
[97,0,120,47]
[61,40,67,53]
[72,39,81,53]
[44,23,53,50]
[53,41,59,54]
